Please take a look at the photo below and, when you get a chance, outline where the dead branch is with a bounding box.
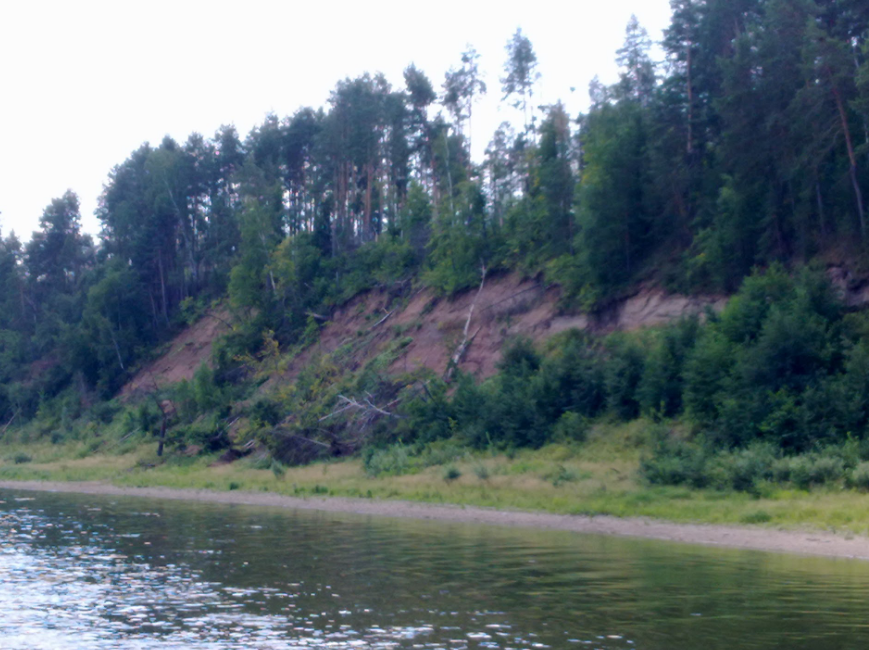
[337,394,396,418]
[206,311,235,330]
[319,393,403,425]
[1,410,19,435]
[274,430,331,448]
[318,402,357,422]
[371,310,394,329]
[305,311,330,322]
[444,264,487,382]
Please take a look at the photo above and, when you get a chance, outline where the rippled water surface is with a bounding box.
[2,490,869,649]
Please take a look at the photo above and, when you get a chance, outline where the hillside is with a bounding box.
[122,273,726,405]
[121,310,231,399]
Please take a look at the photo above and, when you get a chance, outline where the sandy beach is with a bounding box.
[2,479,868,560]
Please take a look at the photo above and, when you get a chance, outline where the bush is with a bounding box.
[270,458,286,479]
[638,318,700,418]
[363,445,411,477]
[848,462,869,491]
[249,398,282,427]
[551,412,589,443]
[706,444,777,492]
[173,415,230,453]
[90,400,121,425]
[418,441,466,467]
[12,452,32,464]
[807,455,846,485]
[772,454,846,490]
[442,465,461,482]
[604,334,645,421]
[640,439,709,488]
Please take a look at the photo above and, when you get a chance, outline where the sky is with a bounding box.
[0,0,673,241]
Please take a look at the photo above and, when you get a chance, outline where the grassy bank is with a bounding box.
[3,420,869,537]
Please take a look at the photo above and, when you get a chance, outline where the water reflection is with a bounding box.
[1,490,869,649]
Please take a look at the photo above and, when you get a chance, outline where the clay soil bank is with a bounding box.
[2,479,868,561]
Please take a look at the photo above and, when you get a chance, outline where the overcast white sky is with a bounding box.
[0,0,672,241]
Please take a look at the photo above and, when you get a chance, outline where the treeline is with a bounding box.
[1,0,869,433]
[348,264,869,493]
[397,265,868,452]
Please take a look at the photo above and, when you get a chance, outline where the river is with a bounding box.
[1,489,868,649]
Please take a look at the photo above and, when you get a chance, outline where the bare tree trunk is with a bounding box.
[816,176,827,240]
[686,42,694,155]
[107,323,125,371]
[164,176,197,293]
[157,255,169,325]
[832,83,866,238]
[157,416,166,457]
[365,160,373,241]
[443,130,455,218]
[444,265,487,383]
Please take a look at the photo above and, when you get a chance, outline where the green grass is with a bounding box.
[4,420,869,536]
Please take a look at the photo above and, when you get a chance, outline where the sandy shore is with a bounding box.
[2,479,868,560]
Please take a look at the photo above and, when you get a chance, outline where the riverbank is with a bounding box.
[3,478,869,561]
[7,428,869,554]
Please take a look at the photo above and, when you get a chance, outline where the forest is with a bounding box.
[2,0,869,492]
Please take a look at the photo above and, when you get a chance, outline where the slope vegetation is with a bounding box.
[123,274,725,398]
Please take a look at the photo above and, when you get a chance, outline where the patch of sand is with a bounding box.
[121,309,231,399]
[1,480,868,560]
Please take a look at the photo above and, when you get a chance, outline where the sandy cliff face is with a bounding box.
[121,310,231,398]
[122,275,726,397]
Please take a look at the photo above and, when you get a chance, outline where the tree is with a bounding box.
[799,11,866,238]
[25,191,93,299]
[615,15,656,106]
[536,103,575,255]
[501,29,540,133]
[404,64,437,187]
[201,125,244,291]
[443,46,487,155]
[485,121,520,226]
[575,101,650,292]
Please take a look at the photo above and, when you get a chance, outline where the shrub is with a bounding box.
[90,400,121,425]
[707,444,777,492]
[418,441,466,467]
[740,510,772,524]
[774,454,846,490]
[638,318,700,418]
[249,398,282,427]
[270,458,286,479]
[604,334,645,421]
[544,464,580,487]
[787,456,815,490]
[12,452,32,464]
[442,465,461,482]
[173,415,230,452]
[363,445,411,477]
[640,439,709,488]
[848,462,869,491]
[550,412,589,443]
[807,455,846,485]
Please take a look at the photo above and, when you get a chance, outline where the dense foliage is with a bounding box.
[382,266,869,493]
[2,1,869,482]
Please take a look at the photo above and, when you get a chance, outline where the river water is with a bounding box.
[1,489,868,649]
